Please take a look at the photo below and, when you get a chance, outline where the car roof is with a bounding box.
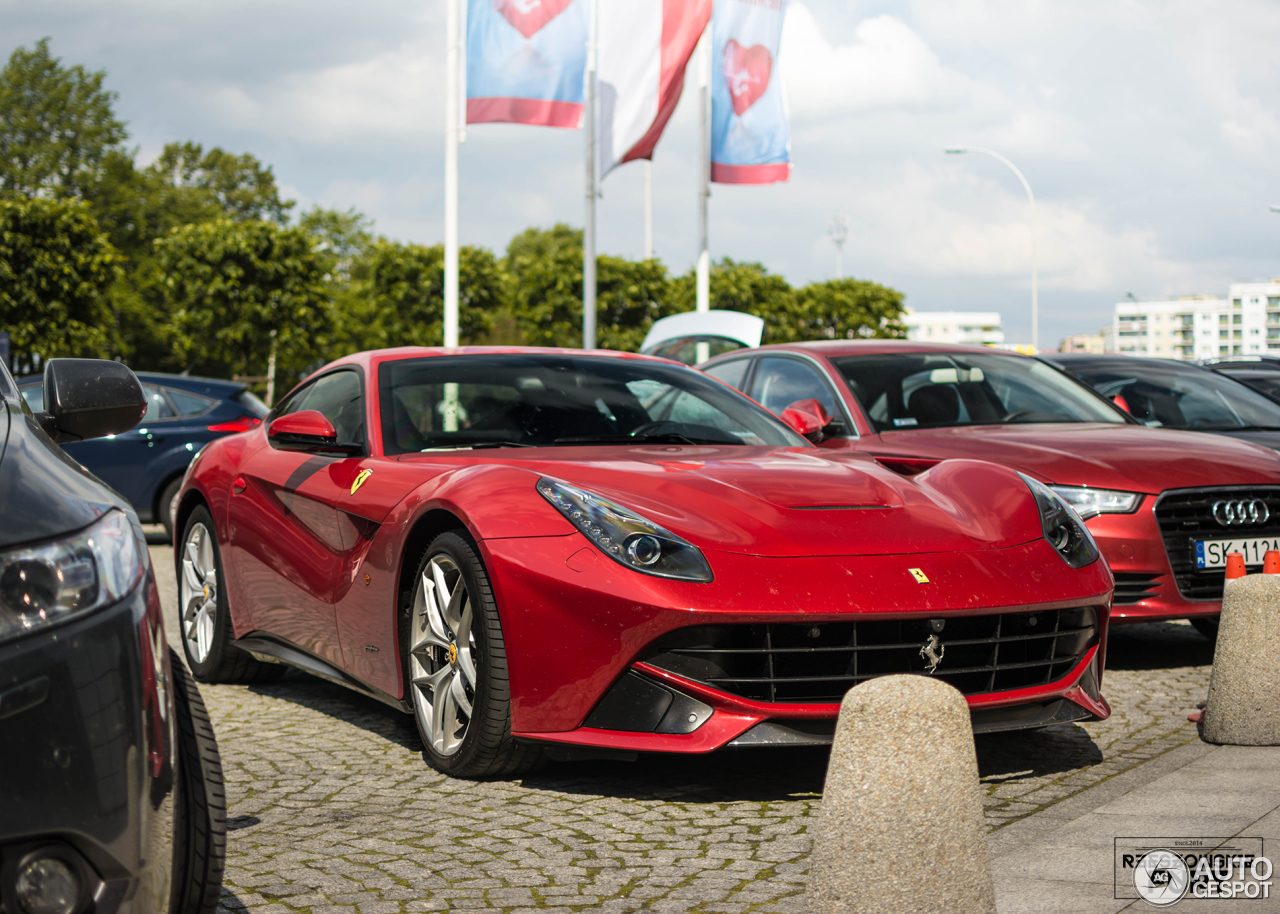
[17,369,246,395]
[1042,353,1211,373]
[708,339,1028,360]
[1214,367,1280,378]
[321,346,686,374]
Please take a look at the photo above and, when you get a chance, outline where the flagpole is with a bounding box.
[696,29,710,312]
[443,0,460,348]
[644,160,653,259]
[695,27,711,362]
[582,0,599,350]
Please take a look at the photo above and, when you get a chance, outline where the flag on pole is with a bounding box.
[710,0,790,184]
[466,0,588,128]
[598,0,712,177]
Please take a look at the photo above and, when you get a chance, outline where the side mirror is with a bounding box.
[36,359,146,443]
[268,410,338,450]
[780,398,834,444]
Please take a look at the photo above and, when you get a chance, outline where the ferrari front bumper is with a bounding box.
[481,532,1113,754]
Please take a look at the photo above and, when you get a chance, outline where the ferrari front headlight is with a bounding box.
[1021,474,1100,569]
[1048,485,1140,521]
[537,478,714,582]
[0,511,146,645]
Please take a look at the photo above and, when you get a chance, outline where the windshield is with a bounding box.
[831,352,1127,431]
[378,354,809,454]
[1063,361,1280,431]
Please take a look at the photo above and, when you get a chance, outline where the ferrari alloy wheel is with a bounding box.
[177,506,283,684]
[405,531,542,778]
[180,520,219,666]
[409,553,477,756]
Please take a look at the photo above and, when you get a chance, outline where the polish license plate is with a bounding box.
[1195,537,1280,569]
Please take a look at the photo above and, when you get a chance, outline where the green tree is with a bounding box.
[508,224,674,350]
[0,196,119,371]
[669,258,795,338]
[788,278,907,341]
[92,142,295,261]
[0,38,127,200]
[359,240,500,350]
[155,219,332,388]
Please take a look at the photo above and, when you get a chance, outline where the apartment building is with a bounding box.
[903,310,1004,346]
[1113,280,1280,360]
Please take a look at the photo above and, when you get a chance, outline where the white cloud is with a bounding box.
[200,35,445,144]
[781,5,974,117]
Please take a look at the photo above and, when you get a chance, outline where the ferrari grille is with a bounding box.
[641,607,1100,704]
[1154,487,1280,601]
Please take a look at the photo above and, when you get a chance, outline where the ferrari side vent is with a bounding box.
[1111,572,1162,606]
[640,607,1100,704]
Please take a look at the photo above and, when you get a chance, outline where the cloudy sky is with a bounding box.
[4,1,1280,347]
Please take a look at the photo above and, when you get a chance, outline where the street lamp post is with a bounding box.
[828,215,849,280]
[945,146,1038,351]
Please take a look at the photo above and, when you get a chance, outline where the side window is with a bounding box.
[141,385,175,422]
[749,357,840,419]
[295,371,365,444]
[704,358,750,392]
[165,388,217,417]
[20,384,43,412]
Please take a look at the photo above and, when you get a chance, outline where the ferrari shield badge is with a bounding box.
[908,568,929,583]
[350,469,373,496]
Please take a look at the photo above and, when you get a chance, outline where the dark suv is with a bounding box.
[0,359,224,914]
[17,373,267,540]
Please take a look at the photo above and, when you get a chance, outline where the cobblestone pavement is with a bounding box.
[149,544,1212,913]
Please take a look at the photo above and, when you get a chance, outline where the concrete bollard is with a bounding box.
[1203,571,1280,745]
[806,675,995,914]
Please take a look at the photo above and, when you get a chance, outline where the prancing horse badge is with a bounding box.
[350,469,373,495]
[908,568,929,583]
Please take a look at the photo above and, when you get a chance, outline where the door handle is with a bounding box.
[232,476,247,494]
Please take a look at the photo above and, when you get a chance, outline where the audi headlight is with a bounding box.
[0,511,146,645]
[537,478,713,582]
[1048,485,1140,521]
[1020,474,1100,569]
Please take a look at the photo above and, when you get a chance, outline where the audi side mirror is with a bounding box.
[35,359,147,444]
[780,398,834,444]
[267,410,362,455]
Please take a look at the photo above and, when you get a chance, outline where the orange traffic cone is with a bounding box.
[1225,552,1247,579]
[1265,550,1280,575]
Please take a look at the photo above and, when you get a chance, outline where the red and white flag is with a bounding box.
[598,0,712,177]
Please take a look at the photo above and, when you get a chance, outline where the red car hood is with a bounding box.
[870,424,1280,494]
[427,446,1047,558]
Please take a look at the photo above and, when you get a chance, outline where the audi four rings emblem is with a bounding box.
[1212,499,1271,526]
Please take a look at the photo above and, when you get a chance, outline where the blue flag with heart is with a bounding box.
[467,0,587,128]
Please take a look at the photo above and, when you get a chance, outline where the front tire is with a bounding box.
[177,506,283,683]
[404,531,541,778]
[168,649,226,914]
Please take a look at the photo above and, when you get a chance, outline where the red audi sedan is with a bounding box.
[701,340,1280,637]
[174,347,1112,777]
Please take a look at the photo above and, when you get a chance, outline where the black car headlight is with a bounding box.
[0,511,146,645]
[537,478,714,582]
[1020,474,1100,569]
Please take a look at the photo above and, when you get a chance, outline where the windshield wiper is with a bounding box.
[420,441,535,451]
